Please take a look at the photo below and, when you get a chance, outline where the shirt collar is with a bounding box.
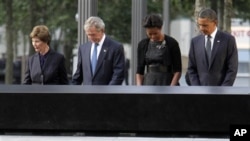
[208,27,217,39]
[39,49,50,57]
[94,34,106,47]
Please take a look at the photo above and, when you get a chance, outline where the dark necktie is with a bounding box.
[91,43,98,73]
[206,35,212,62]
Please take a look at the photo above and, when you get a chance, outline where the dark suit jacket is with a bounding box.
[23,49,68,85]
[72,36,125,85]
[187,30,238,86]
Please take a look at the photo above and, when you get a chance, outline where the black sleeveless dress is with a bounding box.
[143,40,174,85]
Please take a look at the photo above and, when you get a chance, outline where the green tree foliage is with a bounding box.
[97,0,203,43]
[170,0,196,19]
[0,0,77,76]
[2,0,14,84]
[232,0,250,20]
[148,0,163,14]
[98,0,131,43]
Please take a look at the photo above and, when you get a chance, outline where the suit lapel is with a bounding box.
[198,36,209,69]
[84,43,93,76]
[34,53,43,74]
[42,50,52,72]
[209,31,221,69]
[94,38,109,75]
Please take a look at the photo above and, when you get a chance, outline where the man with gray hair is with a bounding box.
[187,8,238,86]
[72,16,125,85]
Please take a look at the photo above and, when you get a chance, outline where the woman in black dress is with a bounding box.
[136,14,182,86]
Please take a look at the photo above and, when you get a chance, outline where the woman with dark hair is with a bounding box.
[23,25,68,85]
[136,14,182,86]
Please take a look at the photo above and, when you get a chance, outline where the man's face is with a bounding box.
[197,18,217,35]
[85,26,104,43]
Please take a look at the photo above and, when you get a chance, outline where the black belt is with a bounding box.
[147,64,171,73]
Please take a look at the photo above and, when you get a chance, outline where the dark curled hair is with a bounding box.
[143,14,163,28]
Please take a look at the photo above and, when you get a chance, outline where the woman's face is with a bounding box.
[145,27,163,42]
[31,37,47,53]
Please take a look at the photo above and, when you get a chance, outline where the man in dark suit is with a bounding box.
[187,8,238,86]
[72,16,125,85]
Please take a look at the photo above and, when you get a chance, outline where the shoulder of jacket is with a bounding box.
[164,35,178,43]
[138,38,150,46]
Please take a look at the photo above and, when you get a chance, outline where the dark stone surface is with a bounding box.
[0,85,249,137]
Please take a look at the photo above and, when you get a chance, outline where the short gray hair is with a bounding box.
[84,16,105,31]
[198,8,217,22]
